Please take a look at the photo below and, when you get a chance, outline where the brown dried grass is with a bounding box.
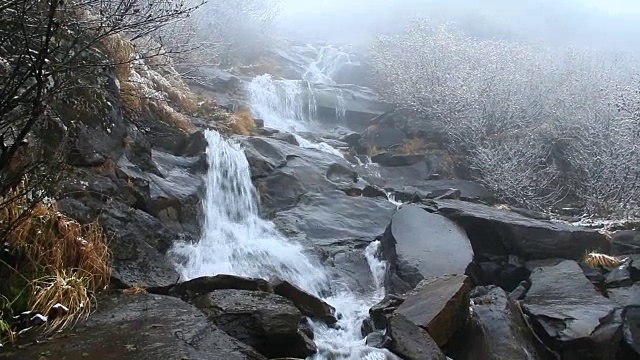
[0,179,111,333]
[230,110,257,135]
[396,137,426,154]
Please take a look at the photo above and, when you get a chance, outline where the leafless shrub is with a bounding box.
[371,18,640,217]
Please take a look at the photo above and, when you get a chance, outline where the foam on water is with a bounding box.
[172,43,399,359]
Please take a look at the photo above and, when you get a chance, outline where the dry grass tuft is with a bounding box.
[367,145,378,157]
[0,179,111,334]
[122,285,147,295]
[583,251,622,268]
[101,34,135,81]
[396,137,426,154]
[30,269,96,332]
[119,80,142,115]
[230,110,257,135]
[150,102,196,133]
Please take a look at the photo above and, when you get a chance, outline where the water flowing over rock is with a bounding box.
[169,130,397,359]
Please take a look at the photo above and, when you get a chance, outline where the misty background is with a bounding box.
[276,0,640,50]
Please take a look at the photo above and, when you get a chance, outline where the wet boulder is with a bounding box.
[608,284,640,359]
[148,274,272,299]
[379,205,473,291]
[273,190,396,248]
[387,314,446,360]
[272,279,337,325]
[612,230,640,255]
[451,286,550,360]
[523,260,624,360]
[371,152,426,167]
[1,293,267,360]
[192,289,316,359]
[435,200,609,260]
[395,275,472,347]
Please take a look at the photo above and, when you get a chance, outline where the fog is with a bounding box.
[276,0,640,50]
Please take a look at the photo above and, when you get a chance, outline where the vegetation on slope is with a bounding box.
[371,18,640,218]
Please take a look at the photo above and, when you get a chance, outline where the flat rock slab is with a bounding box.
[1,293,266,360]
[147,274,272,298]
[523,260,623,360]
[380,205,473,288]
[435,200,609,260]
[274,190,396,247]
[395,274,472,347]
[452,286,550,360]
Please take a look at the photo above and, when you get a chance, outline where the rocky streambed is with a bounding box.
[3,43,640,360]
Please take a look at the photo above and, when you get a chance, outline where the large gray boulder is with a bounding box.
[435,200,609,260]
[379,205,473,291]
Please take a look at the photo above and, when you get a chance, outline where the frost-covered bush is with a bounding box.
[371,18,640,217]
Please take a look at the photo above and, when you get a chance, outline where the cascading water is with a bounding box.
[172,42,401,359]
[171,130,397,359]
[170,130,328,295]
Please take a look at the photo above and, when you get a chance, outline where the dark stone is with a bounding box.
[451,286,550,360]
[1,293,267,360]
[523,260,624,360]
[379,205,473,291]
[192,289,316,359]
[366,331,393,348]
[606,260,634,288]
[508,281,529,301]
[271,132,300,146]
[578,261,606,287]
[435,200,609,260]
[180,130,208,157]
[341,132,362,147]
[387,314,446,360]
[368,294,406,332]
[362,185,388,199]
[242,136,356,213]
[608,284,640,359]
[371,152,425,167]
[432,188,461,200]
[58,199,181,288]
[273,190,396,248]
[392,180,495,204]
[612,230,640,255]
[272,280,337,325]
[360,124,407,149]
[395,275,472,347]
[148,274,272,298]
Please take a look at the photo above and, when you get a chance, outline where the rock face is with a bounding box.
[608,283,640,359]
[272,280,337,324]
[387,314,446,360]
[395,275,472,347]
[274,190,396,248]
[451,286,550,360]
[379,205,474,291]
[435,200,609,260]
[523,260,624,360]
[1,293,267,360]
[192,289,316,359]
[241,136,358,214]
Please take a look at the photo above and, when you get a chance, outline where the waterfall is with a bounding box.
[171,42,399,359]
[170,130,329,295]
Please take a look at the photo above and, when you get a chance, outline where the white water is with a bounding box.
[172,44,399,359]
